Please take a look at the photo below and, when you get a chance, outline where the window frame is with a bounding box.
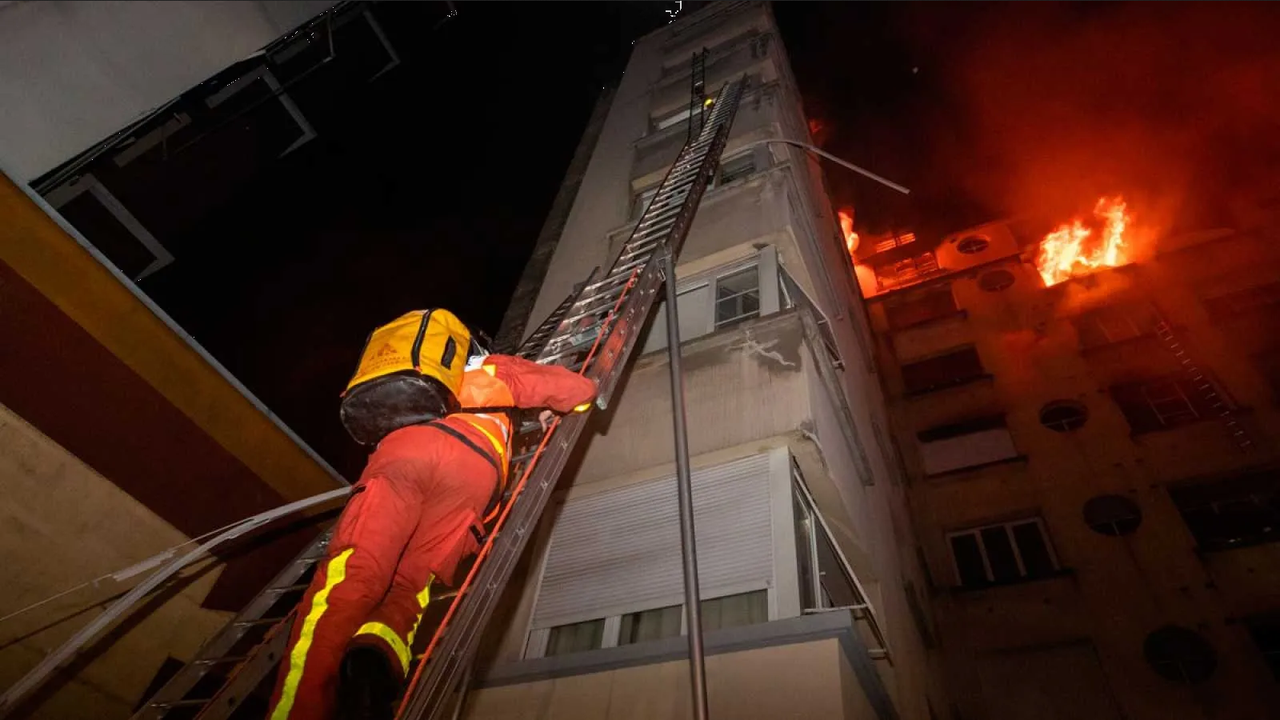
[947,517,1060,588]
[1110,373,1232,435]
[640,247,780,354]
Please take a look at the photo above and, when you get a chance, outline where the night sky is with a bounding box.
[133,2,1280,479]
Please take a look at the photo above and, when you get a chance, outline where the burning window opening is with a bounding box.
[872,231,917,255]
[838,207,860,256]
[1035,196,1135,287]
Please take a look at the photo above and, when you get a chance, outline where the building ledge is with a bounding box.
[474,612,896,719]
[924,453,1029,480]
[1129,406,1255,438]
[947,568,1077,597]
[903,373,996,400]
[1077,326,1188,357]
[889,309,968,335]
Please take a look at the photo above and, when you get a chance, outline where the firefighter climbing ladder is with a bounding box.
[42,69,750,720]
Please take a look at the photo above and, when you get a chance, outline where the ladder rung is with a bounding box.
[194,654,250,665]
[266,583,311,594]
[233,617,287,628]
[151,698,213,709]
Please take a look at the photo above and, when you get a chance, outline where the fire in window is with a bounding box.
[873,250,939,289]
[900,346,986,395]
[948,518,1059,588]
[1110,375,1228,434]
[1169,471,1280,551]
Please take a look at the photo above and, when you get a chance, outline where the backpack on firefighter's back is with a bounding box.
[340,309,471,445]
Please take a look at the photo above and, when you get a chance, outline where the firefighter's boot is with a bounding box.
[336,645,402,720]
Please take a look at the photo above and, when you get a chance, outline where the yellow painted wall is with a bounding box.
[0,402,230,719]
[0,172,342,501]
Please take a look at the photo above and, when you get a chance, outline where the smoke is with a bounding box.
[895,2,1280,235]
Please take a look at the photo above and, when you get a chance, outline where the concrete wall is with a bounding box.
[0,403,229,720]
[0,0,333,180]
[464,638,852,720]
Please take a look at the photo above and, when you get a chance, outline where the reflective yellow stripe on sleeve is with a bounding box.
[270,548,354,720]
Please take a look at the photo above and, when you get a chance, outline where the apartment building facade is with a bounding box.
[472,3,942,719]
[856,210,1280,718]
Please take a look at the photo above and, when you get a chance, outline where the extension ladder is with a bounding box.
[127,70,748,720]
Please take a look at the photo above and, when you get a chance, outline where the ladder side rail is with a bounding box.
[132,530,333,719]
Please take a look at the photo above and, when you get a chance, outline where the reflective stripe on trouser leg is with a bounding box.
[271,548,355,720]
[352,577,432,675]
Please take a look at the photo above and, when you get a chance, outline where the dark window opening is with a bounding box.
[1169,471,1280,551]
[1040,400,1089,432]
[1110,376,1227,434]
[1073,302,1161,349]
[948,519,1058,589]
[902,347,986,395]
[1244,615,1280,681]
[1144,625,1217,685]
[917,415,1006,443]
[978,269,1015,292]
[956,235,989,255]
[1083,495,1143,536]
[885,286,960,330]
[1203,282,1280,319]
[717,153,757,185]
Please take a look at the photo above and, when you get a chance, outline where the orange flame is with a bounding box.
[838,207,860,257]
[1035,196,1133,286]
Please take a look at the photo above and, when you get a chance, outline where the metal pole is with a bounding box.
[741,139,912,195]
[661,249,710,720]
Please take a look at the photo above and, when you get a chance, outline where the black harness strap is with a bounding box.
[423,421,503,476]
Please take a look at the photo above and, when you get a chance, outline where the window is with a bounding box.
[1072,302,1161,348]
[793,462,890,654]
[716,152,757,185]
[1040,400,1089,431]
[613,591,767,646]
[916,415,1019,475]
[546,618,606,656]
[955,235,990,255]
[871,231,916,255]
[631,185,660,220]
[874,251,940,290]
[1144,626,1217,684]
[900,346,986,395]
[1110,375,1227,434]
[1244,614,1280,681]
[713,266,761,329]
[885,286,960,330]
[526,453,776,658]
[1169,471,1280,551]
[948,518,1059,588]
[978,269,1016,292]
[1082,495,1143,536]
[641,249,779,354]
[653,105,696,132]
[1203,282,1280,319]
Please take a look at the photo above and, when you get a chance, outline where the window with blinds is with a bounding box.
[525,453,777,658]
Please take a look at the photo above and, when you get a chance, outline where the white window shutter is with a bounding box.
[531,453,774,630]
